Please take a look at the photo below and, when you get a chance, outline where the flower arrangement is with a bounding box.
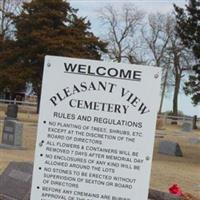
[169,184,200,200]
[169,184,183,196]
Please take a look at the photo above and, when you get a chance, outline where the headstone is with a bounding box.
[148,189,180,200]
[158,140,183,157]
[6,104,18,119]
[193,115,198,129]
[0,162,33,200]
[171,116,178,125]
[188,137,200,145]
[2,120,23,146]
[182,122,192,132]
[0,104,23,149]
[193,184,200,191]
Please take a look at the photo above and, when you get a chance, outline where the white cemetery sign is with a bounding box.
[30,56,161,200]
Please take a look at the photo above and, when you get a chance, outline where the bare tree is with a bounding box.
[142,13,193,115]
[99,4,146,64]
[142,13,173,113]
[0,0,24,38]
[166,17,194,116]
[142,13,172,67]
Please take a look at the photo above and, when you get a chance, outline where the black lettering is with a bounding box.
[120,70,132,79]
[133,71,142,81]
[96,66,106,76]
[50,96,57,106]
[64,63,77,72]
[78,64,87,73]
[138,103,150,114]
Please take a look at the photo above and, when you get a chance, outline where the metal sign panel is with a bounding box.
[31,56,161,200]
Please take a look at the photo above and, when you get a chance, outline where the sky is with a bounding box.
[69,0,199,117]
[69,0,186,33]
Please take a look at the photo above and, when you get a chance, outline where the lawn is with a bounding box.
[0,109,199,196]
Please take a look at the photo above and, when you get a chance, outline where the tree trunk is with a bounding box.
[37,91,41,114]
[193,115,198,129]
[172,74,181,116]
[35,86,41,114]
[159,68,168,114]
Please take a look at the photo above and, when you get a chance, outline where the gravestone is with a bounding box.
[188,137,200,145]
[0,104,23,149]
[182,122,192,132]
[148,189,180,200]
[193,184,200,191]
[0,162,33,200]
[158,140,183,157]
[193,115,198,129]
[2,120,23,146]
[6,104,18,119]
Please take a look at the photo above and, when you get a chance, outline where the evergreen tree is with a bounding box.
[6,0,107,110]
[175,0,200,105]
[0,0,28,94]
[0,36,27,94]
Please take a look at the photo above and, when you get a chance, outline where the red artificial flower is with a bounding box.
[169,184,183,196]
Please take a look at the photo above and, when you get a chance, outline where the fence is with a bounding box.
[0,99,199,127]
[157,113,200,127]
[0,99,37,122]
[0,99,37,106]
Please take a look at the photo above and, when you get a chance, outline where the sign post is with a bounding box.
[30,56,161,200]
